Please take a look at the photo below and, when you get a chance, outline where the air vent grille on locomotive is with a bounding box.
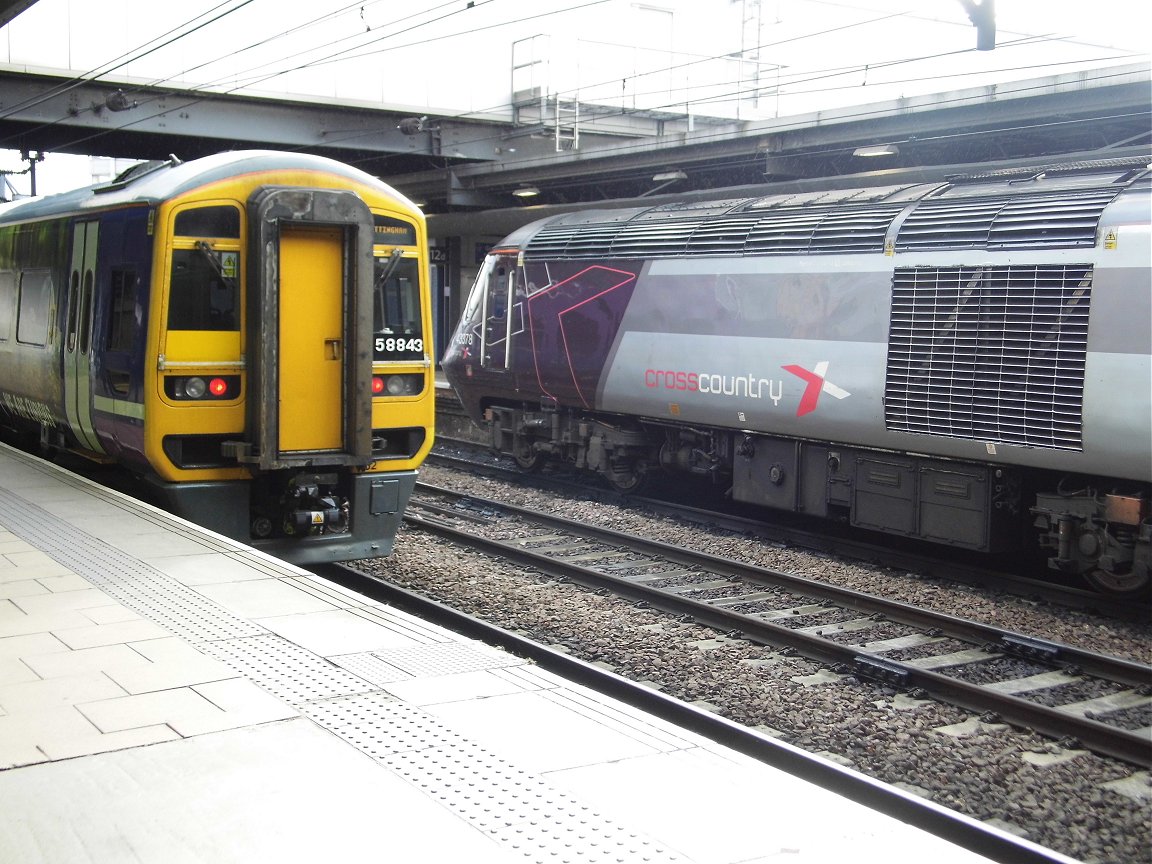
[895,189,1118,250]
[524,205,903,259]
[884,264,1092,450]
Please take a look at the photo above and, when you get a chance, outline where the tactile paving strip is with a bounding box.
[302,693,457,758]
[0,470,685,862]
[328,652,415,686]
[385,746,684,862]
[306,693,684,860]
[200,634,377,705]
[369,640,522,677]
[0,487,261,642]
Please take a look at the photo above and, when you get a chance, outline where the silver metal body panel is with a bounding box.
[597,229,1151,482]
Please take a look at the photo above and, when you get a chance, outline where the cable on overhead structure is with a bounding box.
[1,0,1145,183]
[303,35,1140,170]
[0,0,257,123]
[0,0,611,155]
[0,0,492,150]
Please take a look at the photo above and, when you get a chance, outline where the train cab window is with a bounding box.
[174,206,240,238]
[490,266,508,319]
[16,269,52,346]
[0,272,13,341]
[168,246,239,331]
[372,256,424,361]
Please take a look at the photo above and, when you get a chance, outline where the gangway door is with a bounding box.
[243,188,375,470]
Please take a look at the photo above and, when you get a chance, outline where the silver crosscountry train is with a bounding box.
[442,157,1151,596]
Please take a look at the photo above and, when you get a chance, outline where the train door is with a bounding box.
[246,186,373,471]
[278,224,344,452]
[480,258,517,372]
[63,220,103,452]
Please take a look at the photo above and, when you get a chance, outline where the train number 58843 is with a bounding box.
[375,337,423,354]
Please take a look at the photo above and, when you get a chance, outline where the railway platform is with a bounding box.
[0,441,1061,863]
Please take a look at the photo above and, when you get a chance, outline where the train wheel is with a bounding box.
[606,465,649,495]
[513,449,546,472]
[1084,566,1150,598]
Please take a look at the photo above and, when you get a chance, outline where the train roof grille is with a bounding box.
[744,184,915,208]
[944,154,1151,183]
[685,216,762,254]
[637,198,753,218]
[744,205,902,254]
[523,204,902,259]
[608,220,700,255]
[895,189,1119,250]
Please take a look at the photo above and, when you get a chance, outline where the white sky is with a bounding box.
[0,0,1148,196]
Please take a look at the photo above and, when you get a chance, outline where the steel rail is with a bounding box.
[406,491,1152,769]
[414,483,1150,685]
[325,561,1081,864]
[424,448,1149,620]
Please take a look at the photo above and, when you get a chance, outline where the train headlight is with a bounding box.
[164,375,241,401]
[372,374,423,397]
[184,377,207,399]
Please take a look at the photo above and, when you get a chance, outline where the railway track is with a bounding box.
[324,570,1080,864]
[427,443,1149,620]
[406,481,1152,769]
[324,571,1078,864]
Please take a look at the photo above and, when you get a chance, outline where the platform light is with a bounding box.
[651,170,687,182]
[853,144,900,158]
[512,186,540,198]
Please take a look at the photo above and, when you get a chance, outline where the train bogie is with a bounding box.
[0,151,435,563]
[443,157,1151,595]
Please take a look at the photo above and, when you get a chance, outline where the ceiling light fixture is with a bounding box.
[651,170,687,181]
[853,144,900,157]
[512,186,540,198]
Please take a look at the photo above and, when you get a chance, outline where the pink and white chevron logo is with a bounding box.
[781,361,851,417]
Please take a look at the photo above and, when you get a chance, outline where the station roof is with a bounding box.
[0,0,33,28]
[0,29,1147,219]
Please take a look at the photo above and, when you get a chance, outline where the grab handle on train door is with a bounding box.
[325,338,341,360]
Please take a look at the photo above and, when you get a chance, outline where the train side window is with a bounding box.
[168,247,239,331]
[0,272,13,341]
[16,269,52,346]
[78,270,93,355]
[372,256,424,361]
[65,272,79,351]
[108,268,137,353]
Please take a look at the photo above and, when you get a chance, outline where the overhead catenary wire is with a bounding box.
[0,0,586,151]
[0,0,1146,186]
[0,0,493,147]
[1,0,1136,135]
[18,40,1146,182]
[272,35,1139,168]
[136,2,1144,157]
[0,0,257,123]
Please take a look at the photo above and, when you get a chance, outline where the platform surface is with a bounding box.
[0,443,1012,863]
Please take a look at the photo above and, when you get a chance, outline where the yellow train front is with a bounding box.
[0,151,434,563]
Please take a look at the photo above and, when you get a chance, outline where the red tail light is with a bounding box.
[370,374,423,396]
[209,377,229,397]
